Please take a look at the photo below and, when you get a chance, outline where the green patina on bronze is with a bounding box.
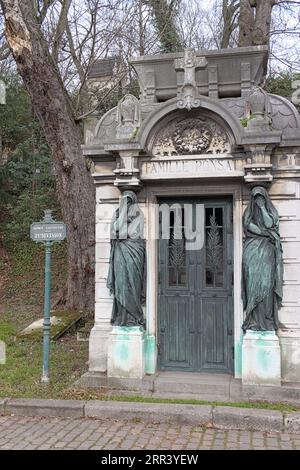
[234,339,242,377]
[242,187,283,332]
[145,335,156,374]
[107,191,146,328]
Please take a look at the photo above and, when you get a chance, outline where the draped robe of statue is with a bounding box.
[242,187,283,332]
[107,191,146,328]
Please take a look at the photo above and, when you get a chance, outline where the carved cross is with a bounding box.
[175,49,207,88]
[175,49,207,111]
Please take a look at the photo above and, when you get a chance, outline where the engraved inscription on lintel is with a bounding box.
[141,158,235,179]
[152,116,231,157]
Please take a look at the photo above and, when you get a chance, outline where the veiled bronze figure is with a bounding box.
[107,191,146,328]
[242,187,283,332]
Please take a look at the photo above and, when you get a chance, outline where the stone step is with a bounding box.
[76,371,300,406]
[154,372,231,398]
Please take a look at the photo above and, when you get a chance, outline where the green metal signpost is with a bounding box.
[30,210,66,383]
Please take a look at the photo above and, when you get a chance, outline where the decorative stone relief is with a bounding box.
[243,144,274,184]
[270,95,299,130]
[175,49,207,111]
[141,70,156,103]
[114,151,142,189]
[151,117,230,156]
[94,108,117,144]
[222,95,300,133]
[246,86,272,131]
[116,94,141,139]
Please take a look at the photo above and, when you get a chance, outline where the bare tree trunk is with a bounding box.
[252,0,275,46]
[238,0,275,47]
[52,0,72,64]
[220,0,239,48]
[1,0,95,310]
[238,0,276,77]
[238,0,255,46]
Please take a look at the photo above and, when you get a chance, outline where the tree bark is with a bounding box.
[1,0,95,310]
[252,0,275,46]
[238,0,275,47]
[144,0,183,52]
[238,0,255,46]
[220,0,239,48]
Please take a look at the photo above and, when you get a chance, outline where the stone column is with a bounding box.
[144,193,157,374]
[88,184,121,373]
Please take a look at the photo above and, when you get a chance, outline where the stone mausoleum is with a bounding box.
[81,46,300,400]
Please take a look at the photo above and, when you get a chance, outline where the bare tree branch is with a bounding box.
[52,0,72,65]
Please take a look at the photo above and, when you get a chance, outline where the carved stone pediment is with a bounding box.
[151,116,231,157]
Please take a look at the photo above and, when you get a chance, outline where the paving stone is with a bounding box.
[284,413,300,434]
[0,415,294,450]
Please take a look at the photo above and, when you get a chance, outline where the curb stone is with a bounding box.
[85,401,212,426]
[1,398,299,433]
[5,399,84,418]
[212,406,284,432]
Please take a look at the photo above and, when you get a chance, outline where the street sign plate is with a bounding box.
[30,222,66,242]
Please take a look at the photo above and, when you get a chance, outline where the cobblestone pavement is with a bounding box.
[0,416,300,450]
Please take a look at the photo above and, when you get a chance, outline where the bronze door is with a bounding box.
[158,198,234,373]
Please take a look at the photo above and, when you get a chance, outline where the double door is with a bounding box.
[158,198,234,373]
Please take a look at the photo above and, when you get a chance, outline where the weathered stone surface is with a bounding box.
[85,401,213,426]
[107,327,146,379]
[3,396,300,434]
[242,331,281,386]
[229,379,242,400]
[284,413,300,434]
[0,399,8,416]
[151,115,231,156]
[116,94,141,139]
[6,399,85,418]
[17,311,82,341]
[75,371,155,392]
[280,336,300,382]
[212,406,283,432]
[131,46,269,101]
[89,325,112,373]
[75,371,109,388]
[154,373,230,398]
[242,383,300,404]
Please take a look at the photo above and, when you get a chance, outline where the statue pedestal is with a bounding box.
[107,326,146,379]
[242,330,281,386]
